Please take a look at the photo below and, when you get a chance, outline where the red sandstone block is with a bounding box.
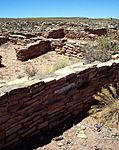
[24,96,43,107]
[22,120,33,129]
[15,40,51,61]
[65,73,77,81]
[5,133,17,143]
[32,115,43,122]
[0,104,8,115]
[0,36,9,45]
[21,127,37,139]
[0,115,10,125]
[47,101,65,111]
[29,82,45,94]
[9,87,29,97]
[8,103,22,113]
[37,121,48,130]
[45,79,57,87]
[47,105,65,116]
[54,82,75,95]
[88,69,97,79]
[18,100,43,116]
[3,136,19,148]
[1,115,23,130]
[29,119,43,128]
[6,124,22,136]
[48,109,64,120]
[0,131,5,140]
[43,29,64,39]
[50,77,66,88]
[31,87,52,99]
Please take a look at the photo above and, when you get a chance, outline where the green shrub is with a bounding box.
[84,36,114,63]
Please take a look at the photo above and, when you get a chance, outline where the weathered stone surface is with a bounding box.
[0,55,2,66]
[0,36,9,45]
[64,30,88,39]
[15,40,51,61]
[84,28,108,36]
[112,54,119,60]
[43,29,64,39]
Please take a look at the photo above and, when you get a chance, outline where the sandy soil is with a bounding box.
[36,116,119,150]
[0,42,79,82]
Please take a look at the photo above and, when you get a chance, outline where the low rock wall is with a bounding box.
[0,59,119,149]
[15,40,51,61]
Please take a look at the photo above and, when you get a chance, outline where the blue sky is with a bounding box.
[0,0,119,18]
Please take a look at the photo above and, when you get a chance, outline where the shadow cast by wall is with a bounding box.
[12,106,90,150]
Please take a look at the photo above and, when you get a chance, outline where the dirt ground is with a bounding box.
[36,116,119,150]
[0,42,79,83]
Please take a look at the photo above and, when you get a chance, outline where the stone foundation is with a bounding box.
[43,29,64,39]
[0,59,119,149]
[15,40,51,61]
[0,55,2,66]
[0,36,9,46]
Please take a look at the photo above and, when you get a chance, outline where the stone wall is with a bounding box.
[51,39,85,59]
[0,55,2,66]
[64,29,99,40]
[84,28,108,36]
[64,30,88,40]
[15,40,51,61]
[43,29,64,39]
[0,59,119,149]
[0,36,9,46]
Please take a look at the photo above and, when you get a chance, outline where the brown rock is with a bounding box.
[15,40,51,61]
[84,28,108,36]
[0,131,5,140]
[0,36,9,45]
[43,29,64,39]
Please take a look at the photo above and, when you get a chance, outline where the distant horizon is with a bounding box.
[0,17,119,19]
[0,0,119,19]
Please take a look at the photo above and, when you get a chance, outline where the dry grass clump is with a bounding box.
[50,56,70,72]
[25,64,37,77]
[89,84,119,129]
[38,56,71,77]
[23,56,75,78]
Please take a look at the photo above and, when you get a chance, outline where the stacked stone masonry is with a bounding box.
[0,55,2,66]
[42,29,64,39]
[51,39,85,58]
[15,40,51,61]
[0,59,119,149]
[0,36,9,46]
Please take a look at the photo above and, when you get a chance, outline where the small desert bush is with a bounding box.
[25,64,37,77]
[50,56,70,72]
[84,36,119,63]
[89,84,119,128]
[23,56,78,78]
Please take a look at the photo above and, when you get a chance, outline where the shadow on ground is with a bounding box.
[11,107,90,150]
[0,64,6,68]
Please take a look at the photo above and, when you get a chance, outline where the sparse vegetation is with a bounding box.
[50,56,70,72]
[25,64,37,77]
[89,84,119,128]
[23,56,77,78]
[85,36,119,63]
